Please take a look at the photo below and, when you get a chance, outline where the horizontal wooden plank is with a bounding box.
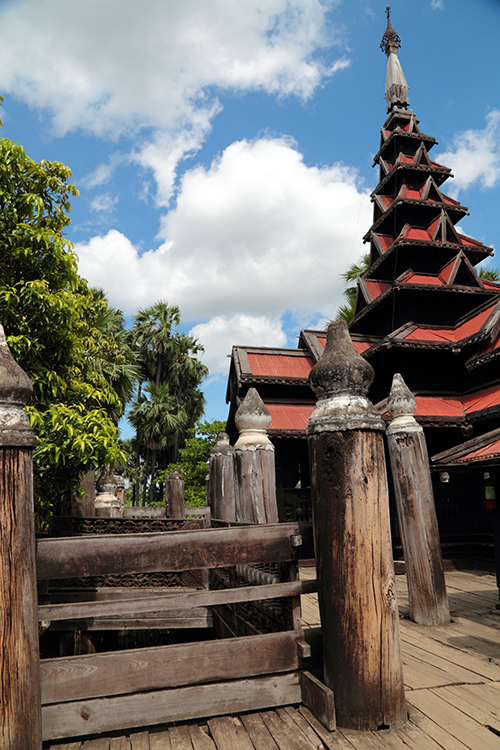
[40,579,317,622]
[36,522,313,580]
[41,672,302,741]
[48,613,212,631]
[41,627,321,705]
[300,670,336,732]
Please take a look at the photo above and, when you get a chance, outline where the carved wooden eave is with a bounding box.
[373,129,437,164]
[432,425,500,467]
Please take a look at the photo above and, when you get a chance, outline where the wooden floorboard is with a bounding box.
[46,569,500,750]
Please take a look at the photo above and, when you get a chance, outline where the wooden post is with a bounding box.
[165,467,185,518]
[234,388,279,524]
[307,321,406,731]
[207,433,237,522]
[386,373,450,626]
[0,325,42,748]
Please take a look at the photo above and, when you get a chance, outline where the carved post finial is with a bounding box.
[0,324,36,447]
[386,373,420,435]
[307,321,383,433]
[234,387,272,447]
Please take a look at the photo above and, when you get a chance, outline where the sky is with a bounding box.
[1,0,500,435]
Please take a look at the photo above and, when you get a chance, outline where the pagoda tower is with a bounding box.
[225,11,500,555]
[348,9,500,459]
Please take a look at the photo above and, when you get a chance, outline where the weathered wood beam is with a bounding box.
[165,467,185,518]
[39,578,317,621]
[36,521,313,580]
[41,673,302,741]
[234,388,279,524]
[307,321,406,731]
[0,326,42,749]
[386,374,450,626]
[207,433,237,522]
[40,628,321,705]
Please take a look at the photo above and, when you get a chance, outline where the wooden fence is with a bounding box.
[36,521,320,741]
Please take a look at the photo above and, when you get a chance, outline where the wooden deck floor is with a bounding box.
[46,569,500,750]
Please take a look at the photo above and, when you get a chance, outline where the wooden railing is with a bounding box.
[36,521,319,741]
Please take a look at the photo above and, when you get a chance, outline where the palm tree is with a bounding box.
[335,252,371,322]
[128,301,208,505]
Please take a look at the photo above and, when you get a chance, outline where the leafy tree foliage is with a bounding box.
[334,252,371,322]
[128,302,208,505]
[160,419,227,506]
[0,138,127,525]
[479,266,500,282]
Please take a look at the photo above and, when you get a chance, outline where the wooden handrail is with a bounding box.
[36,521,313,580]
[39,578,318,622]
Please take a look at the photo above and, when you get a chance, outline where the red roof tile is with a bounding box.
[403,227,430,241]
[353,341,372,354]
[267,403,314,432]
[415,396,464,417]
[365,280,390,300]
[406,328,456,343]
[463,385,500,413]
[457,438,500,463]
[402,272,443,286]
[247,353,314,378]
[439,260,455,283]
[405,304,496,344]
[376,234,394,251]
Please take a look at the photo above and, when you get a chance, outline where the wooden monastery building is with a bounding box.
[225,14,500,560]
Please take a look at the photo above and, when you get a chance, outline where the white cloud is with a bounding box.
[430,0,444,10]
[76,136,371,352]
[437,111,500,197]
[0,0,343,141]
[82,152,128,189]
[190,315,287,379]
[90,193,119,213]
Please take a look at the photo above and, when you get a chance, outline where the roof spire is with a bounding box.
[381,7,410,112]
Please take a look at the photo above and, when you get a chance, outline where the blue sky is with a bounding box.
[1,0,500,435]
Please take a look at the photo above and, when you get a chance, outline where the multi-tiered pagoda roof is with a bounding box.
[225,12,500,530]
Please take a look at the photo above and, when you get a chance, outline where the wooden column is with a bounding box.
[234,388,279,524]
[165,467,185,518]
[386,373,450,626]
[0,325,42,748]
[207,433,237,522]
[307,321,406,731]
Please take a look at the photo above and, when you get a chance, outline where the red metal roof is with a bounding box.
[365,280,390,300]
[457,438,500,463]
[353,341,372,354]
[454,304,496,337]
[406,328,456,343]
[247,353,314,378]
[414,396,464,418]
[414,384,500,419]
[406,304,496,344]
[482,279,500,290]
[267,403,314,432]
[463,385,500,413]
[439,260,455,283]
[376,234,394,252]
[403,227,430,241]
[401,272,443,286]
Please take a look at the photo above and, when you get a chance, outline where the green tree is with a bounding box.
[161,419,227,506]
[128,302,208,505]
[0,137,126,526]
[479,266,500,282]
[335,252,371,322]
